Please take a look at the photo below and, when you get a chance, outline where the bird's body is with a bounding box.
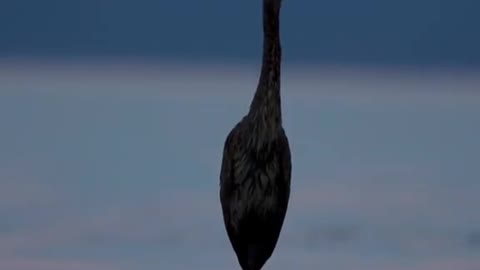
[219,1,291,270]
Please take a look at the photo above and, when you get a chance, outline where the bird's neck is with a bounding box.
[248,0,282,133]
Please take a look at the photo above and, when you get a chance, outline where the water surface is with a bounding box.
[1,62,479,270]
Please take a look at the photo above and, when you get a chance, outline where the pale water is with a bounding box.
[1,62,479,270]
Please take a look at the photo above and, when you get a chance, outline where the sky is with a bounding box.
[1,0,480,67]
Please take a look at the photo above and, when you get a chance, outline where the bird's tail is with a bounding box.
[245,244,265,270]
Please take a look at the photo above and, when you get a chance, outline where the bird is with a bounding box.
[219,0,291,270]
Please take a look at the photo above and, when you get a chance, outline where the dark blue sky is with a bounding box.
[1,0,479,67]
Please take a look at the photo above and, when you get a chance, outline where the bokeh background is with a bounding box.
[1,1,479,269]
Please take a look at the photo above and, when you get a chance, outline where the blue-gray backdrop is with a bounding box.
[1,0,479,67]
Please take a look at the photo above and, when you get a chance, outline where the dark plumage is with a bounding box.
[219,1,291,270]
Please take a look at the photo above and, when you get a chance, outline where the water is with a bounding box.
[1,61,479,269]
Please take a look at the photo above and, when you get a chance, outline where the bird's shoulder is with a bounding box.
[222,120,244,155]
[221,119,291,178]
[223,118,291,159]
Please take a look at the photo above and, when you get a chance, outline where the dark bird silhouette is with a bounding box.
[219,1,291,270]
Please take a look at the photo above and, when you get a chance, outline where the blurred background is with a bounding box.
[1,1,479,269]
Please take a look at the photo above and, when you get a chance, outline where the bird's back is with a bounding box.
[220,119,291,270]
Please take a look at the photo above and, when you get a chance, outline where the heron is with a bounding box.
[219,0,291,269]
